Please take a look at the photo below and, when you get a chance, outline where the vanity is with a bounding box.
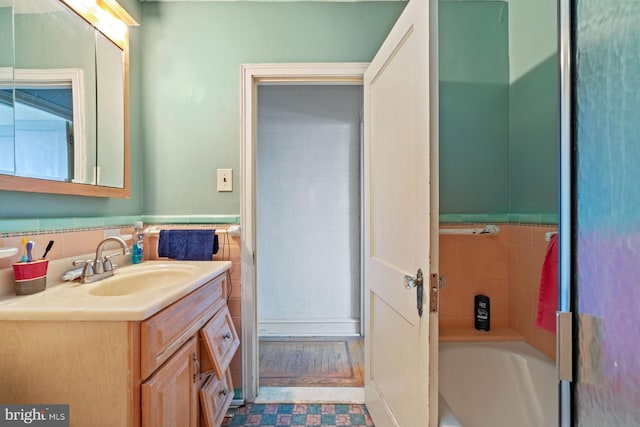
[0,260,238,427]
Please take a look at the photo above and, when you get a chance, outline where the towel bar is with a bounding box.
[145,226,227,237]
[439,224,500,236]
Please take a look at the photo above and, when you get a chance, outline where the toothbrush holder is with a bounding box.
[12,259,49,295]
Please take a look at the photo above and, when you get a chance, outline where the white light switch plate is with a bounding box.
[217,169,233,192]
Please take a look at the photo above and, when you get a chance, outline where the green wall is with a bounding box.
[509,54,558,213]
[439,1,510,214]
[0,0,558,227]
[439,0,558,218]
[508,0,557,84]
[140,1,405,216]
[0,0,403,227]
[508,0,558,214]
[0,5,12,68]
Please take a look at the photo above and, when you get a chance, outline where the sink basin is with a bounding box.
[89,266,197,296]
[0,247,18,259]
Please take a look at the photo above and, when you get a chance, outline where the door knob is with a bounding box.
[404,268,424,317]
[404,269,424,289]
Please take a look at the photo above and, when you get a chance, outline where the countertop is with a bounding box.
[0,260,231,321]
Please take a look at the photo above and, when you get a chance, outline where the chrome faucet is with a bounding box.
[74,236,131,284]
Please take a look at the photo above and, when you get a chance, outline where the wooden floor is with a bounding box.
[259,337,364,387]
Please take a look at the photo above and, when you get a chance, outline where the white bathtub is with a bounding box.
[438,341,557,427]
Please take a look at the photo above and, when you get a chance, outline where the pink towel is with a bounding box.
[535,233,559,333]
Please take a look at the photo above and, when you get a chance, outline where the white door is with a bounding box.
[363,0,437,424]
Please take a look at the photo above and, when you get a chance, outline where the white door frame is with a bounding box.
[240,63,369,402]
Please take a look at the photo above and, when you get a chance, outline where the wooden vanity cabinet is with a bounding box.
[0,269,238,427]
[140,272,239,427]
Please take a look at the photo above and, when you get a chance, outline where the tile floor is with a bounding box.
[223,403,375,427]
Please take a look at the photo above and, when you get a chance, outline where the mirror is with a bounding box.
[96,33,125,188]
[0,0,135,197]
[0,0,14,176]
[14,0,97,184]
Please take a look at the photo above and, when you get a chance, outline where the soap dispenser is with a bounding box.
[132,221,144,264]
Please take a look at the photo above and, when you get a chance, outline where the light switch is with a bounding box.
[217,169,233,192]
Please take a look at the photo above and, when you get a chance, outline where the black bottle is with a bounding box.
[474,294,490,331]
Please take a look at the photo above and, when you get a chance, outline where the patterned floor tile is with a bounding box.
[223,404,375,427]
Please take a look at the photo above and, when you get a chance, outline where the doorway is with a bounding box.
[255,83,364,399]
[240,63,369,403]
[256,84,363,338]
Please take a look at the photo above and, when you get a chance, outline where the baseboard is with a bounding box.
[258,318,361,336]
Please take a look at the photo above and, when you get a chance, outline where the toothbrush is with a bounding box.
[42,240,54,259]
[26,241,34,263]
[20,237,28,262]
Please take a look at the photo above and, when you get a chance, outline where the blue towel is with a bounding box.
[158,230,218,261]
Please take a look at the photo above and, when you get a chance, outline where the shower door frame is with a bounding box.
[558,0,574,425]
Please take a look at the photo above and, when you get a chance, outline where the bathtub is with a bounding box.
[438,341,557,427]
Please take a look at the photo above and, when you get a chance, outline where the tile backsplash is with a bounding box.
[439,223,557,360]
[0,226,135,270]
[142,224,242,392]
[2,215,555,394]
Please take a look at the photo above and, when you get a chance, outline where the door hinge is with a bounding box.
[429,273,439,313]
[193,352,200,384]
[557,311,573,382]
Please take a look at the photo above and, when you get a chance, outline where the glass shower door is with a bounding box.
[574,0,640,425]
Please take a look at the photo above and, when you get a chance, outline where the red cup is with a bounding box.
[13,259,49,281]
[13,259,49,295]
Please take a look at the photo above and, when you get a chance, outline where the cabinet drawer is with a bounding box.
[200,305,240,379]
[200,369,234,427]
[141,274,226,379]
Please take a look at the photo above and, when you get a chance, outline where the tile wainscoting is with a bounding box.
[439,223,557,360]
[1,214,556,397]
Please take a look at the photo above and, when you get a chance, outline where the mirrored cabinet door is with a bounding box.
[13,0,97,184]
[0,0,135,197]
[96,33,125,188]
[0,0,14,176]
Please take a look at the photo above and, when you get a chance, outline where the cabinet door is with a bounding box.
[142,337,198,427]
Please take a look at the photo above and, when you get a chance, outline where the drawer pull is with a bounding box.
[220,387,228,396]
[222,332,232,340]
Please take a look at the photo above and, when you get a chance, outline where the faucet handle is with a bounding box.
[72,259,91,267]
[73,259,94,279]
[103,253,121,272]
